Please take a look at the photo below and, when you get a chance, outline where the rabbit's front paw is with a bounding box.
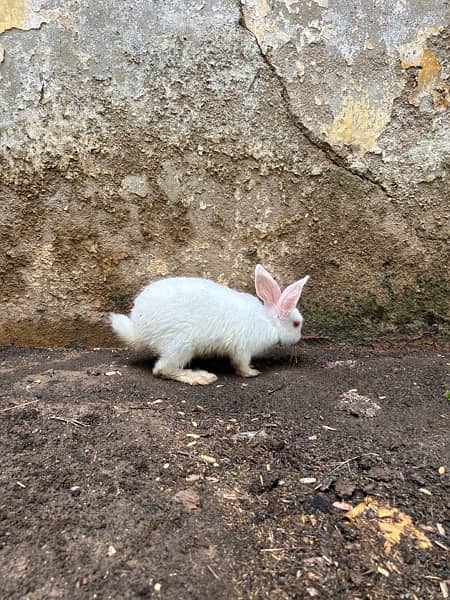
[237,366,261,378]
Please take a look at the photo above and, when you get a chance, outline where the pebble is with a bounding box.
[304,495,331,514]
[172,488,201,511]
[336,389,381,418]
[367,467,390,482]
[319,476,335,491]
[334,478,356,499]
[359,455,376,470]
[70,486,81,497]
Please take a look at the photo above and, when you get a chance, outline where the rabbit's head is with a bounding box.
[255,264,309,345]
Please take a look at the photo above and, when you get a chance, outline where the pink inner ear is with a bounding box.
[255,264,281,306]
[276,276,309,318]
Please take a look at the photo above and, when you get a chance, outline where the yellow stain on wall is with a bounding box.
[398,28,449,110]
[328,89,391,154]
[0,0,28,33]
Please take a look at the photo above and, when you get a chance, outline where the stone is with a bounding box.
[304,495,331,514]
[334,479,356,499]
[337,390,381,418]
[367,467,391,482]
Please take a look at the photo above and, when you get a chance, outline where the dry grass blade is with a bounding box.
[316,453,381,489]
[49,415,89,427]
[1,399,40,413]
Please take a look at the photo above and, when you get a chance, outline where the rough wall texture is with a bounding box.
[0,0,449,347]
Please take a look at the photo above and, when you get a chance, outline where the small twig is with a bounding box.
[315,453,381,489]
[267,384,286,395]
[1,399,40,413]
[303,335,331,342]
[329,453,380,474]
[206,565,220,580]
[434,540,449,552]
[49,415,89,427]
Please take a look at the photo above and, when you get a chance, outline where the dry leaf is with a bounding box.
[173,488,201,510]
[346,497,432,554]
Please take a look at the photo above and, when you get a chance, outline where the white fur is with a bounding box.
[110,266,309,385]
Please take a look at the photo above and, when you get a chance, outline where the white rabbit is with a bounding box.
[110,264,309,385]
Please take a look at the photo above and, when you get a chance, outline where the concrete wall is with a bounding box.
[0,0,449,346]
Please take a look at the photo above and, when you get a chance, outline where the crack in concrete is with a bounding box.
[237,6,392,198]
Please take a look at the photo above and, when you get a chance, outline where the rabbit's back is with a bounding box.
[129,277,266,355]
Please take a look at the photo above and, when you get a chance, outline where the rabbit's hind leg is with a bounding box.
[153,347,217,385]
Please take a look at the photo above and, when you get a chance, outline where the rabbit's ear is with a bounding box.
[255,264,282,306]
[276,276,309,318]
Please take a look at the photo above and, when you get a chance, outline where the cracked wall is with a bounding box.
[0,0,449,346]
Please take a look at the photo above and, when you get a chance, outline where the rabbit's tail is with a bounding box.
[110,314,146,350]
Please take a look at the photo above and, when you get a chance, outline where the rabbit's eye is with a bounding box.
[293,320,300,328]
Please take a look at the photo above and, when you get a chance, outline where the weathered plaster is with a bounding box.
[398,28,449,110]
[241,0,449,171]
[0,0,449,346]
[0,0,68,34]
[327,85,392,154]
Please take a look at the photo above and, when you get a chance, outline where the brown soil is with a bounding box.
[1,345,449,599]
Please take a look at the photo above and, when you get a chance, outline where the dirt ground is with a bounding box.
[1,344,449,599]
